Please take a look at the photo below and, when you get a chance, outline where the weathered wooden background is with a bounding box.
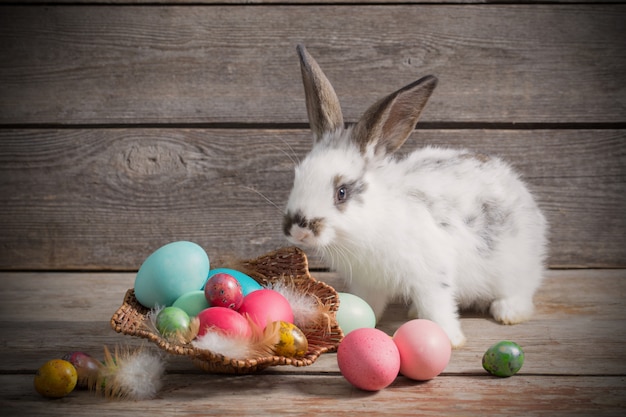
[1,1,625,415]
[1,2,625,272]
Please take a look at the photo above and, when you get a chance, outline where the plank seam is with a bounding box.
[1,122,625,130]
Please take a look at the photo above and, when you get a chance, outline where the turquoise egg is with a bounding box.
[173,290,210,317]
[156,306,191,336]
[206,268,262,296]
[482,340,525,377]
[134,241,210,308]
[336,292,376,335]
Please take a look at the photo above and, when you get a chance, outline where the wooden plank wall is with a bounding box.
[0,2,625,271]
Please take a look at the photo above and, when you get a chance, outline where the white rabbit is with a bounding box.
[283,45,548,347]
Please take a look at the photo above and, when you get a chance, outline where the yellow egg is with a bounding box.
[34,359,78,398]
[274,321,308,357]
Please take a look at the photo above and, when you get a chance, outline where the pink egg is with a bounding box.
[196,307,252,338]
[204,272,244,310]
[392,319,451,381]
[337,328,400,391]
[238,289,294,329]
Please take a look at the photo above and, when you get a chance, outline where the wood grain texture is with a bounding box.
[1,270,625,375]
[0,269,624,415]
[0,0,624,414]
[5,0,625,4]
[1,4,625,125]
[2,374,625,416]
[0,129,624,270]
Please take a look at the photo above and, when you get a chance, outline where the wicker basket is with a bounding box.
[110,246,343,374]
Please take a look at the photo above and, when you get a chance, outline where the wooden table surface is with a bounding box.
[1,2,625,416]
[1,269,624,416]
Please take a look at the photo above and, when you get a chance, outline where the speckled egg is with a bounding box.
[337,328,400,391]
[34,359,78,398]
[134,241,210,308]
[204,273,244,310]
[207,268,262,296]
[482,340,525,377]
[273,321,308,357]
[156,306,191,336]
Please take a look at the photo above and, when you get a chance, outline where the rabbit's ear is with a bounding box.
[353,75,438,157]
[297,45,344,143]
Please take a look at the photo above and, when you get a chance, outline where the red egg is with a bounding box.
[238,289,294,330]
[337,328,400,391]
[61,351,102,388]
[196,307,252,338]
[204,273,244,310]
[393,319,451,381]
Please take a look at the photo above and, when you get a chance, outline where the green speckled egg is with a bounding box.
[482,340,525,377]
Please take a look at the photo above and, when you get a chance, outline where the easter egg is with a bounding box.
[336,292,376,335]
[34,359,78,398]
[273,321,308,357]
[207,268,262,296]
[238,289,294,329]
[172,290,210,317]
[156,306,191,336]
[61,351,102,388]
[204,273,244,310]
[393,319,451,381]
[337,328,400,391]
[196,307,252,338]
[482,341,525,377]
[134,241,210,308]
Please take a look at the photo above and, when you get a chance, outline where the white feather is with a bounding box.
[113,350,165,400]
[192,331,253,360]
[265,281,319,329]
[95,347,165,400]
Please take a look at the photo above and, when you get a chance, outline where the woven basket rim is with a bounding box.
[110,246,343,373]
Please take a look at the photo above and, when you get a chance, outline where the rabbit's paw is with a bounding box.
[490,297,534,325]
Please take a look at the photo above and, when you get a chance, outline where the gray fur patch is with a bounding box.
[477,201,513,255]
[407,189,435,210]
[333,174,368,210]
[283,211,325,237]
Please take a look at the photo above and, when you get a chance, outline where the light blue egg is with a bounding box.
[134,241,210,308]
[172,290,210,317]
[206,268,262,296]
[337,292,377,335]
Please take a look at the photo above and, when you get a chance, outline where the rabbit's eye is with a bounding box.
[335,186,348,204]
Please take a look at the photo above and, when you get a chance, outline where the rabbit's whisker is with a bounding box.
[240,185,284,215]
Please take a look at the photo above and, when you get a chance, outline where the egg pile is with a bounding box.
[128,240,527,391]
[134,241,308,359]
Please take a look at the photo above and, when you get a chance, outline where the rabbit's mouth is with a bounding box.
[286,227,316,247]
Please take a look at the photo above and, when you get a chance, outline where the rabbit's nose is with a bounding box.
[283,210,308,237]
[291,227,312,243]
